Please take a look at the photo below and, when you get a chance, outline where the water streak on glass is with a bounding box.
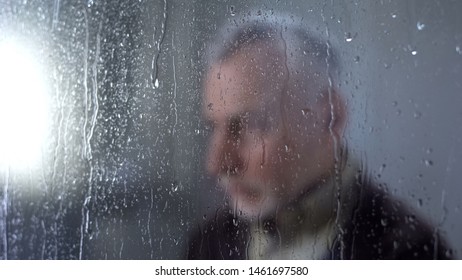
[151,0,168,89]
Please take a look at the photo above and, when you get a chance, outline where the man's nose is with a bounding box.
[206,130,241,176]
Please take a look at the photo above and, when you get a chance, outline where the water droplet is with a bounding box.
[154,79,159,88]
[354,56,360,63]
[392,101,398,107]
[445,250,453,258]
[379,164,386,174]
[229,5,236,16]
[171,182,178,192]
[418,199,423,207]
[384,62,391,69]
[417,21,425,31]
[413,111,422,119]
[381,218,388,226]
[391,13,397,19]
[345,32,355,42]
[407,215,415,223]
[456,46,462,55]
[301,108,310,116]
[216,72,221,79]
[426,148,433,154]
[424,159,433,166]
[408,45,418,56]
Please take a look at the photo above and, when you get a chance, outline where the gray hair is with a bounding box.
[205,11,340,90]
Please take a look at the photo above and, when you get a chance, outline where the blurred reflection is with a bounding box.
[187,12,452,259]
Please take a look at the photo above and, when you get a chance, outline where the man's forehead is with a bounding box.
[203,63,271,120]
[203,48,286,120]
[204,70,252,120]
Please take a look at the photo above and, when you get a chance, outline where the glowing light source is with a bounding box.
[0,40,50,170]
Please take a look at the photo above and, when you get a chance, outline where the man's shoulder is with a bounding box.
[186,182,454,260]
[332,182,453,259]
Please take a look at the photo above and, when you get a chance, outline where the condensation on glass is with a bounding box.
[0,0,460,259]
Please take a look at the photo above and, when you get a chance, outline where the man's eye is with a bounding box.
[229,117,243,138]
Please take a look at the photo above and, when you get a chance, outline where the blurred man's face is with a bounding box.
[203,44,335,220]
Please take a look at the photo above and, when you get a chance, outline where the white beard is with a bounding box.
[218,176,280,220]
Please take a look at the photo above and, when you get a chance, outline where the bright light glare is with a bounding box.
[0,40,49,170]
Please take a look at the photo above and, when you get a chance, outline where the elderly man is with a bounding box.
[187,15,451,259]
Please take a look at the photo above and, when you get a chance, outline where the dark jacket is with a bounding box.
[187,180,453,260]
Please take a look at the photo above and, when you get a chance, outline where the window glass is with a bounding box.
[0,0,460,259]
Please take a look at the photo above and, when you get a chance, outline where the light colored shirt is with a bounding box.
[248,161,359,259]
